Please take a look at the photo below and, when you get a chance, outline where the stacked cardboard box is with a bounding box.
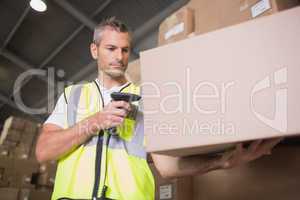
[158,7,195,45]
[0,116,56,200]
[126,59,141,85]
[0,187,52,200]
[148,3,300,199]
[142,7,300,156]
[35,161,57,189]
[0,116,38,159]
[189,0,299,34]
[149,162,193,200]
[0,187,19,200]
[0,116,40,189]
[0,156,13,187]
[158,0,299,46]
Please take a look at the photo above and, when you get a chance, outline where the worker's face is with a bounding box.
[90,28,131,79]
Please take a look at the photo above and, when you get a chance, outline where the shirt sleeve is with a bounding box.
[44,94,67,128]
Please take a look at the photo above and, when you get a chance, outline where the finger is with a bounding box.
[231,143,244,163]
[262,137,283,149]
[220,150,235,168]
[109,108,128,117]
[111,101,131,111]
[248,140,263,153]
[221,149,235,161]
[257,137,283,155]
[265,150,272,155]
[221,143,243,168]
[106,115,124,126]
[236,143,244,155]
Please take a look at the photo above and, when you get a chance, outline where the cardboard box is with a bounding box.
[0,157,14,187]
[0,116,38,146]
[126,59,141,85]
[158,7,195,46]
[149,163,193,200]
[36,161,57,188]
[6,130,22,143]
[0,141,18,157]
[186,0,299,35]
[18,188,31,200]
[20,131,36,149]
[0,157,39,189]
[24,120,38,134]
[0,188,19,200]
[30,126,41,160]
[28,188,52,200]
[10,159,39,188]
[3,116,26,131]
[141,7,300,156]
[10,130,37,160]
[14,144,32,160]
[193,146,300,200]
[0,117,23,145]
[18,188,53,200]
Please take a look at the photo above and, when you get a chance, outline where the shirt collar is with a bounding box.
[95,79,130,92]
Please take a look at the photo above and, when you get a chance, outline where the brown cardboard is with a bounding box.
[10,159,39,188]
[186,0,299,35]
[141,7,300,156]
[3,116,26,131]
[126,59,141,85]
[24,120,38,134]
[6,130,22,143]
[158,7,194,46]
[149,163,193,200]
[20,131,36,149]
[18,188,53,200]
[36,161,57,187]
[0,157,14,187]
[14,144,32,160]
[193,146,300,200]
[18,188,31,200]
[0,141,18,157]
[0,188,19,200]
[11,131,37,160]
[28,188,52,200]
[30,127,41,160]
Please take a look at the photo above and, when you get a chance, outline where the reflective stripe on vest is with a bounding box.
[51,81,154,200]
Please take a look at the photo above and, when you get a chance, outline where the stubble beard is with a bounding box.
[103,68,126,79]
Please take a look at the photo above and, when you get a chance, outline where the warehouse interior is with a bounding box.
[0,0,189,123]
[0,0,300,199]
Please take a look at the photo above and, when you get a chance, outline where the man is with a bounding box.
[36,17,281,200]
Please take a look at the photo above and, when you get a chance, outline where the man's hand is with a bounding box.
[217,138,283,169]
[96,100,131,130]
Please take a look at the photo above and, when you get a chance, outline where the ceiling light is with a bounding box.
[30,0,47,12]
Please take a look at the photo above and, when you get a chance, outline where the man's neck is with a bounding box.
[98,74,128,89]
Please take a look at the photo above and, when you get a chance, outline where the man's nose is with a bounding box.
[115,48,123,61]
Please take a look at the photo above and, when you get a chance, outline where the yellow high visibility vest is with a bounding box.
[51,80,154,200]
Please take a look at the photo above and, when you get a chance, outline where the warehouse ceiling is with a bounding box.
[0,0,189,124]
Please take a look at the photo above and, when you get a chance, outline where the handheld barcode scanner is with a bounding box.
[111,91,141,102]
[107,92,141,135]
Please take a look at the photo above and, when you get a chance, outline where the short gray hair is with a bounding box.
[93,17,132,45]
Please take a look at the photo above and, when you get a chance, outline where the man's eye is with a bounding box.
[122,48,129,53]
[107,47,115,51]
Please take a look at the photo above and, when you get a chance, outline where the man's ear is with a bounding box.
[90,43,98,59]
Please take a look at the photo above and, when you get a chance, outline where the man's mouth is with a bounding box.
[110,62,124,68]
